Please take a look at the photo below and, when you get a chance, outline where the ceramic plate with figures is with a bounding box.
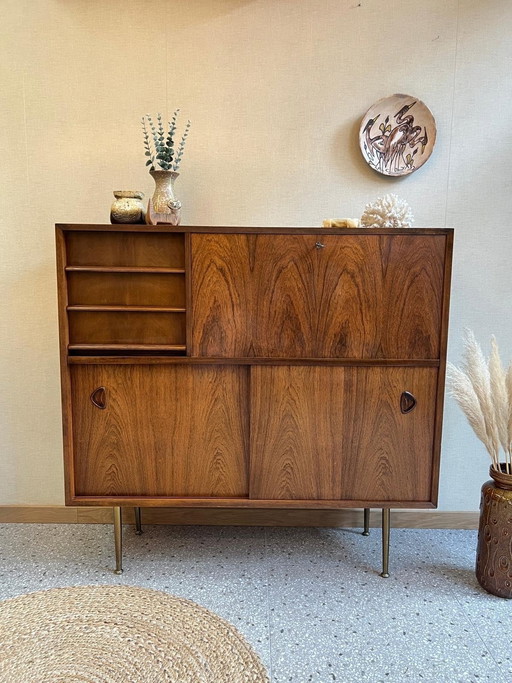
[359,94,436,176]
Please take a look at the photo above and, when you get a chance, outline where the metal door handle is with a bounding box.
[90,387,107,410]
[315,241,325,249]
[400,391,416,414]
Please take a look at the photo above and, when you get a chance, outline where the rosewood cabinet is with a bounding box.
[56,225,453,575]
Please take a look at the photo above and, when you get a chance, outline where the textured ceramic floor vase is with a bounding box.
[476,465,512,598]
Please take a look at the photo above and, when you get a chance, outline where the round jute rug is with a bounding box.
[0,585,269,682]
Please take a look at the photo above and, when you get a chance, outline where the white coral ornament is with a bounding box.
[360,194,414,229]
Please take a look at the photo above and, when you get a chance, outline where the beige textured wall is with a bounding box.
[1,0,511,510]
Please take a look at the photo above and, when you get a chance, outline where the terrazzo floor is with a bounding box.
[0,523,510,682]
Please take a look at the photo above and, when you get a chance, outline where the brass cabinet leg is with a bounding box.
[113,506,123,575]
[134,507,142,535]
[362,508,370,536]
[380,508,390,578]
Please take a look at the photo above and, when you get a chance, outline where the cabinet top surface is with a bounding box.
[56,224,453,235]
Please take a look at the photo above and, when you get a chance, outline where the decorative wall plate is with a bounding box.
[359,94,436,176]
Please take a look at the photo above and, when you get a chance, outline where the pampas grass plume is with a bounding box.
[506,364,512,456]
[447,330,511,474]
[489,336,509,454]
[446,363,494,462]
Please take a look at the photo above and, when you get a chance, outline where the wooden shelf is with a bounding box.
[65,266,185,274]
[67,305,186,313]
[68,344,186,352]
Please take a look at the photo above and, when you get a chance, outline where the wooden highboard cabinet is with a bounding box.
[56,225,453,575]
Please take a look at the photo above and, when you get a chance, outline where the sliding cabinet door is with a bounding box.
[250,366,437,503]
[71,365,249,498]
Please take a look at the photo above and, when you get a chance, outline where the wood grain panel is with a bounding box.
[66,232,184,268]
[378,235,445,359]
[71,365,249,497]
[67,272,185,307]
[340,367,438,501]
[314,235,381,357]
[254,235,384,357]
[251,366,438,503]
[192,233,446,359]
[191,234,253,356]
[251,237,316,356]
[68,311,185,345]
[250,366,345,499]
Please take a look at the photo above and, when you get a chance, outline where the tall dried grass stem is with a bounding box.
[446,363,498,469]
[506,363,512,471]
[460,330,500,465]
[489,336,510,473]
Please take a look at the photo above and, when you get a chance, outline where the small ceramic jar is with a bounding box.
[110,191,145,224]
